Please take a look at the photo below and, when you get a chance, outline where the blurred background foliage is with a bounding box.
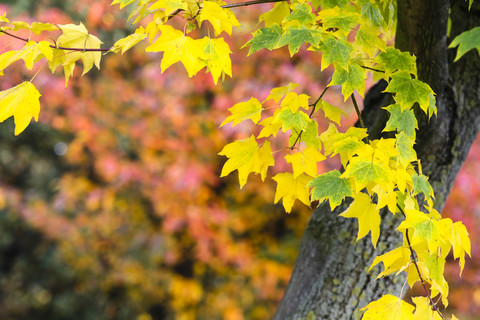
[0,1,479,319]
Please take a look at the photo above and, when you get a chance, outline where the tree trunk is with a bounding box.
[274,1,480,319]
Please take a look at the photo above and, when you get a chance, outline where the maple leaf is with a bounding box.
[282,3,315,26]
[220,97,263,127]
[274,108,311,133]
[272,172,311,213]
[149,0,188,15]
[146,25,206,77]
[315,99,346,125]
[49,23,103,84]
[383,104,417,139]
[308,169,353,210]
[358,0,386,27]
[280,92,310,113]
[285,146,325,178]
[317,7,360,35]
[375,47,417,76]
[340,192,381,248]
[218,136,274,188]
[342,156,391,192]
[198,1,240,36]
[259,2,290,27]
[302,120,321,149]
[257,110,282,138]
[412,297,442,320]
[0,40,53,71]
[395,132,417,166]
[266,83,299,103]
[449,26,480,61]
[11,21,58,35]
[369,246,411,278]
[411,174,434,199]
[110,0,137,9]
[329,63,366,100]
[360,294,415,320]
[439,219,471,274]
[355,25,386,57]
[110,30,147,54]
[245,25,282,56]
[201,37,232,84]
[0,82,41,135]
[384,71,434,114]
[276,25,322,56]
[316,34,353,70]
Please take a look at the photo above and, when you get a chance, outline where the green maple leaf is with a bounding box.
[277,25,322,56]
[245,25,282,55]
[308,170,353,210]
[318,7,360,34]
[375,47,417,76]
[282,3,315,26]
[318,0,348,9]
[302,120,321,149]
[329,63,366,100]
[449,26,480,61]
[384,71,434,113]
[342,157,390,191]
[411,174,434,199]
[383,104,417,139]
[355,25,386,57]
[358,0,385,27]
[274,107,311,133]
[317,34,353,70]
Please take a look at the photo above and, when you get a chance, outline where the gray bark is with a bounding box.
[274,1,480,319]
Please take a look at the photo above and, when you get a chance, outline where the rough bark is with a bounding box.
[274,1,480,319]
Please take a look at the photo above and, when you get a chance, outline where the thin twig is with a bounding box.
[361,65,385,73]
[351,94,366,128]
[0,29,110,52]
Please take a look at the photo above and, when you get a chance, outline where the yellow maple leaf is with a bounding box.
[285,146,325,178]
[49,23,103,84]
[149,0,188,15]
[272,172,311,213]
[200,36,232,84]
[0,82,41,135]
[220,97,262,127]
[146,25,206,77]
[280,91,310,113]
[218,136,274,188]
[340,192,381,248]
[259,2,290,27]
[198,1,240,36]
[110,30,147,54]
[0,40,53,72]
[265,83,299,103]
[360,294,414,320]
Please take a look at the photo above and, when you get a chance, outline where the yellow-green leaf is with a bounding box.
[285,146,325,178]
[198,1,240,36]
